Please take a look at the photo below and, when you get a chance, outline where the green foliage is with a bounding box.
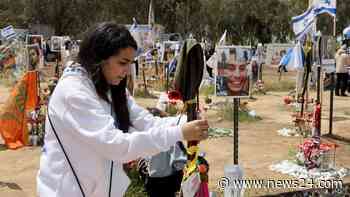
[165,104,178,116]
[199,84,215,96]
[124,168,147,197]
[1,0,350,44]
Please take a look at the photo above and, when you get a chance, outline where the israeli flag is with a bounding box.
[217,30,227,47]
[1,25,16,40]
[343,25,350,39]
[167,57,177,74]
[280,43,304,71]
[313,0,336,17]
[279,48,293,67]
[129,17,138,32]
[291,7,315,40]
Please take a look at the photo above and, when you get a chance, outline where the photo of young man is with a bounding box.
[216,47,250,97]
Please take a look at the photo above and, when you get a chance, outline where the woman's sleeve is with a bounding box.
[127,92,187,131]
[61,89,184,163]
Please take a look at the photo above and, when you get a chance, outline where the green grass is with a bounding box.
[133,88,157,98]
[264,79,296,92]
[217,102,262,122]
[151,79,166,92]
[287,145,298,161]
[199,84,215,96]
[260,66,297,92]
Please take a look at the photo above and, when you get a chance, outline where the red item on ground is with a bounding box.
[283,96,292,105]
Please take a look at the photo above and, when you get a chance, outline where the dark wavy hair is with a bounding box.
[78,22,137,133]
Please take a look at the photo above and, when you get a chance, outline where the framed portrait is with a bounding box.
[321,36,336,73]
[27,44,41,71]
[50,36,63,52]
[216,46,250,98]
[26,34,44,49]
[161,41,182,63]
[265,44,295,66]
[129,25,154,55]
[323,72,335,91]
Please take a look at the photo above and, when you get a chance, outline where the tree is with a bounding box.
[1,0,349,44]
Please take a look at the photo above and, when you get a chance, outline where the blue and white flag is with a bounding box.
[291,7,316,41]
[279,43,304,71]
[217,30,227,47]
[343,25,350,39]
[148,0,155,26]
[130,17,138,32]
[1,25,16,40]
[313,0,336,17]
[279,48,293,67]
[167,57,177,74]
[287,43,304,71]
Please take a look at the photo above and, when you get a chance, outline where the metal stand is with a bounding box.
[316,66,321,103]
[329,72,335,135]
[233,98,239,165]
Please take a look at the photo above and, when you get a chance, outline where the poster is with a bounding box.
[265,44,295,66]
[323,72,335,91]
[26,35,43,50]
[129,25,154,55]
[216,46,251,97]
[161,41,182,63]
[51,36,63,52]
[27,44,41,70]
[321,36,336,73]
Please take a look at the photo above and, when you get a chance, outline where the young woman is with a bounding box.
[37,22,209,197]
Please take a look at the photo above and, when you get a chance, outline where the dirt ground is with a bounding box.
[0,67,349,197]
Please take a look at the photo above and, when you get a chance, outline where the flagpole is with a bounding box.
[329,0,336,135]
[333,15,336,37]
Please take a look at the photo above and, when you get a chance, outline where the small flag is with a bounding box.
[217,30,227,47]
[1,25,16,40]
[148,0,155,26]
[343,25,350,39]
[130,17,138,32]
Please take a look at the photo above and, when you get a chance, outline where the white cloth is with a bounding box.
[286,42,304,71]
[335,48,350,73]
[37,64,185,197]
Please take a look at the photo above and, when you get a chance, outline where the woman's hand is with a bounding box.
[181,120,209,141]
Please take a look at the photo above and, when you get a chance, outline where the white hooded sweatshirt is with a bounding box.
[37,64,185,197]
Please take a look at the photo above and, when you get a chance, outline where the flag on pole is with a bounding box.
[1,25,16,40]
[343,25,350,39]
[148,0,155,26]
[313,0,336,17]
[282,42,304,71]
[217,30,227,47]
[130,17,138,32]
[291,7,316,40]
